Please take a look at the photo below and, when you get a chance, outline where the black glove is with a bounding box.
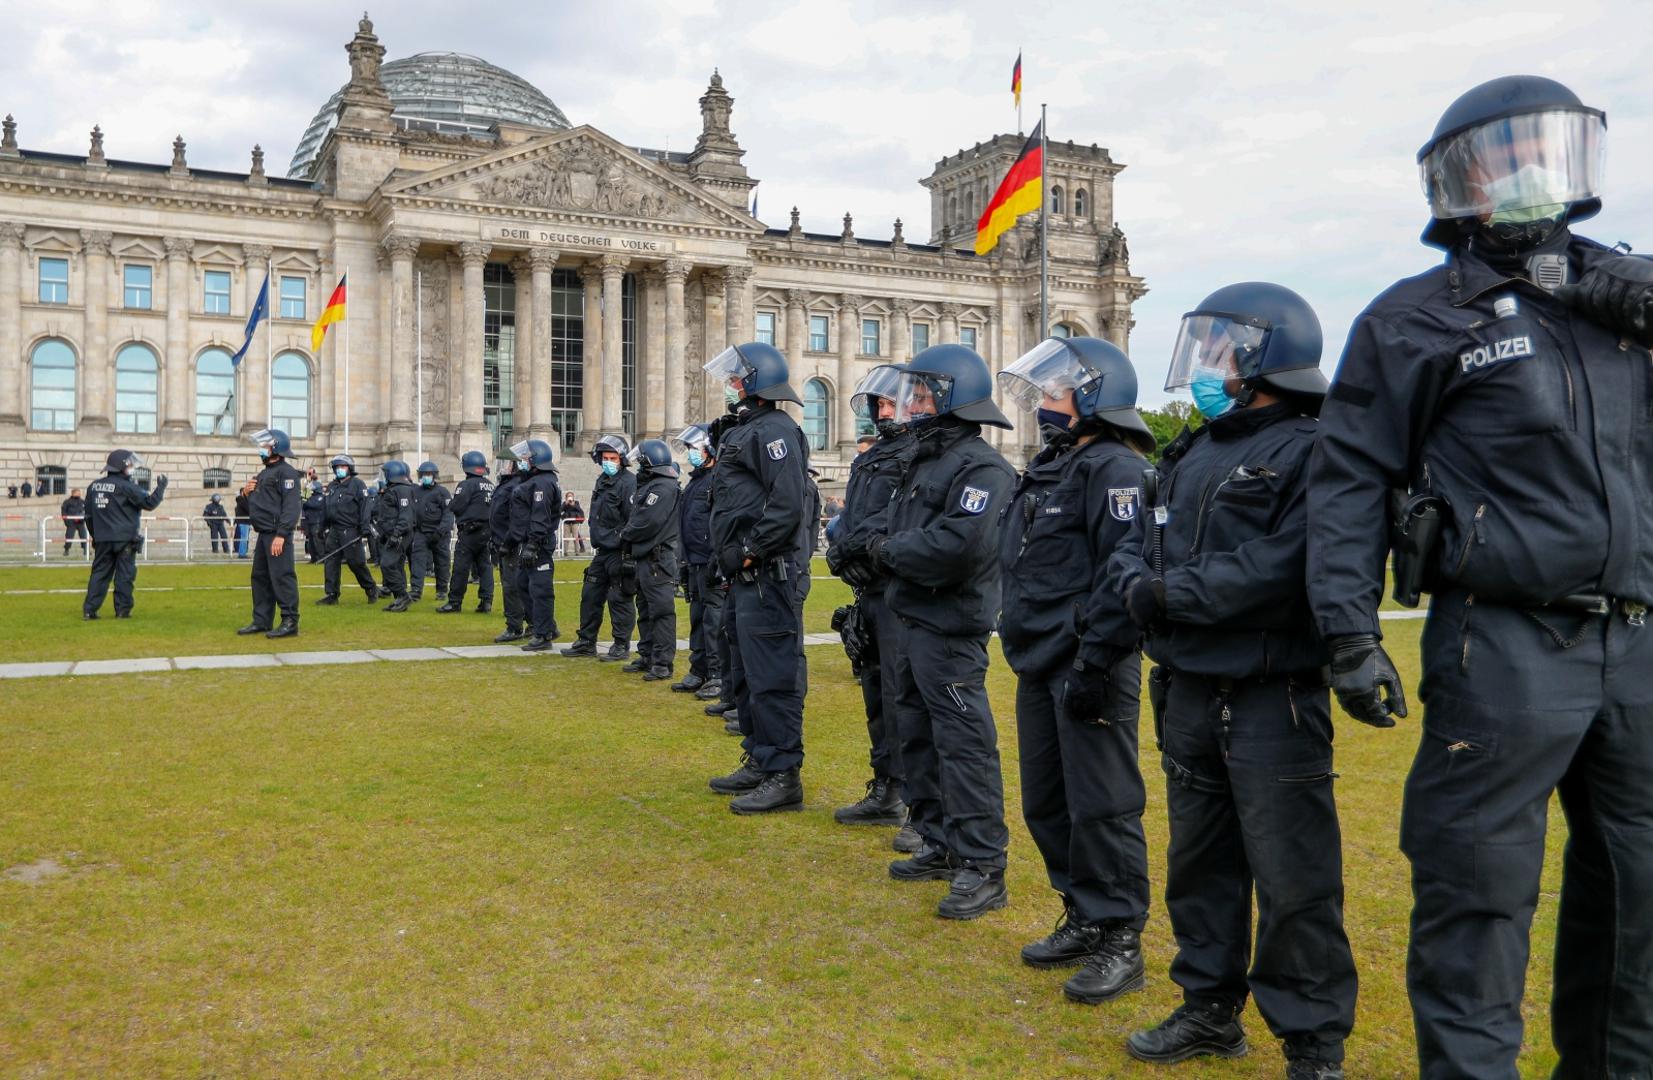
[1062,650,1130,725]
[717,543,745,578]
[865,534,893,573]
[1125,575,1166,629]
[155,474,169,490]
[1329,633,1408,728]
[839,558,879,590]
[1554,255,1653,347]
[825,542,849,579]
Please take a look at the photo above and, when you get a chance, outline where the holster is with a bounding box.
[1147,664,1171,750]
[1389,487,1447,608]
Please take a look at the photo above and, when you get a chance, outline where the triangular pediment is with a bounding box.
[383,127,759,232]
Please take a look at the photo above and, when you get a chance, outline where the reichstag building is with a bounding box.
[0,15,1145,496]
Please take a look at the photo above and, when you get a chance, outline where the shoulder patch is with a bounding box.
[766,438,788,461]
[283,479,294,490]
[1109,487,1140,522]
[399,497,408,507]
[959,486,991,514]
[535,490,544,502]
[645,491,659,506]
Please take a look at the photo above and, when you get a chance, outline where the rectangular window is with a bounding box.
[483,263,517,451]
[960,326,977,351]
[621,273,638,434]
[204,270,232,315]
[123,265,153,310]
[279,276,307,320]
[38,257,69,304]
[754,310,776,346]
[911,322,931,354]
[861,318,881,357]
[548,268,585,451]
[809,314,829,352]
[35,466,68,497]
[203,468,232,489]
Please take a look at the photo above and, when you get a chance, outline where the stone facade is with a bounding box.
[0,16,1145,498]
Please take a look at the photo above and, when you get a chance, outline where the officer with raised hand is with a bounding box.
[620,439,682,680]
[826,366,919,842]
[670,425,723,699]
[1309,77,1653,1079]
[1108,284,1352,1076]
[238,428,304,638]
[996,336,1155,1003]
[855,345,1016,920]
[81,449,166,620]
[489,448,528,641]
[438,450,495,614]
[561,435,638,661]
[409,461,453,604]
[316,453,377,606]
[373,460,417,613]
[703,341,811,815]
[511,439,562,652]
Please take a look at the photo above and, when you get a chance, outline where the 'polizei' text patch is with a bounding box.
[1459,335,1534,374]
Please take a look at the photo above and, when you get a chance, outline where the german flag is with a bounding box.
[1011,52,1022,109]
[975,121,1042,256]
[310,274,347,352]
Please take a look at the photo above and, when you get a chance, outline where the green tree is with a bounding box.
[1138,401,1202,459]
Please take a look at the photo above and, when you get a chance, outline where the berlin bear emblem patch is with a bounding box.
[645,492,658,507]
[1109,487,1140,521]
[766,439,788,461]
[960,486,990,514]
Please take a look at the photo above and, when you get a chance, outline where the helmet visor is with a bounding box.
[672,425,710,453]
[850,365,913,420]
[703,345,755,383]
[997,338,1090,413]
[247,428,277,449]
[1166,314,1268,391]
[509,440,532,461]
[1420,108,1605,219]
[124,451,146,470]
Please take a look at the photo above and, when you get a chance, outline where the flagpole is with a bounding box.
[266,258,273,428]
[1017,46,1023,135]
[343,268,351,453]
[1039,103,1049,339]
[416,270,424,458]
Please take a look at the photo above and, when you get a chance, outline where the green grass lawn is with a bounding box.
[0,566,1564,1077]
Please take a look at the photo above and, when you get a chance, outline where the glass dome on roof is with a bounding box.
[288,51,570,179]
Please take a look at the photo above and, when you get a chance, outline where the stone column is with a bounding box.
[700,270,726,422]
[240,244,272,432]
[374,248,392,441]
[511,253,535,437]
[641,265,666,437]
[600,253,628,433]
[161,235,194,433]
[457,240,490,436]
[79,230,112,432]
[384,234,419,441]
[784,289,808,362]
[662,258,688,436]
[890,298,912,366]
[578,262,604,444]
[939,302,962,345]
[835,294,861,449]
[528,247,557,443]
[0,222,22,428]
[723,266,750,351]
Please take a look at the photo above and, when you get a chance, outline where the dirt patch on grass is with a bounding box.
[3,858,67,885]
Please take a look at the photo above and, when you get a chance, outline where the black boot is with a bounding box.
[599,643,631,663]
[235,622,267,634]
[642,665,673,681]
[475,601,491,613]
[365,586,379,603]
[694,679,723,700]
[724,714,742,736]
[385,597,411,613]
[729,768,803,815]
[888,845,954,882]
[560,640,599,657]
[1063,924,1145,1002]
[1021,906,1103,969]
[520,636,555,652]
[892,822,922,853]
[1286,1060,1345,1080]
[937,865,1007,920]
[495,627,528,643]
[708,754,765,794]
[1126,1002,1248,1064]
[621,657,648,673]
[833,776,906,826]
[705,699,734,716]
[265,615,299,640]
[436,602,461,613]
[314,595,339,606]
[670,673,705,693]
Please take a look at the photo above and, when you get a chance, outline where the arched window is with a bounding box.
[271,352,311,438]
[1051,185,1065,215]
[29,339,76,431]
[1051,323,1075,339]
[802,378,829,451]
[1074,188,1089,219]
[947,195,958,227]
[195,348,236,435]
[115,343,159,434]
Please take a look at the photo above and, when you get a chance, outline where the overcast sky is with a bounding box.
[7,0,1649,404]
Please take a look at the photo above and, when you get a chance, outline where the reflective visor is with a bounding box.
[997,338,1086,413]
[672,425,710,453]
[1420,108,1605,219]
[1165,314,1268,391]
[850,365,912,420]
[126,452,146,469]
[509,439,532,461]
[247,428,276,448]
[703,344,753,381]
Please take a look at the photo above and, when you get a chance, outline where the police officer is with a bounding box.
[201,493,229,555]
[702,411,744,730]
[703,341,811,814]
[510,439,562,651]
[316,453,378,605]
[670,425,723,699]
[438,450,496,614]
[617,439,682,680]
[561,435,638,660]
[996,336,1155,1002]
[1109,284,1352,1075]
[81,449,167,619]
[1308,76,1653,1079]
[489,448,529,641]
[409,461,453,603]
[61,488,89,556]
[373,460,418,613]
[827,366,919,840]
[301,481,326,562]
[845,345,1016,918]
[237,428,303,638]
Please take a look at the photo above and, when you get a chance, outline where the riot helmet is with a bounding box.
[703,341,802,405]
[900,344,1013,429]
[330,453,356,479]
[249,428,291,459]
[672,425,714,469]
[1166,282,1326,419]
[589,434,630,465]
[461,450,488,476]
[1000,336,1154,450]
[629,438,676,475]
[381,460,411,483]
[851,365,920,437]
[106,449,142,474]
[416,461,439,487]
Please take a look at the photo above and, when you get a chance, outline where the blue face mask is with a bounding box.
[334,467,348,480]
[258,447,271,460]
[601,460,619,477]
[687,449,705,469]
[1190,377,1236,420]
[724,383,742,406]
[420,476,434,488]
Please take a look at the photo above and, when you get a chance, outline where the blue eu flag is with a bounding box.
[231,274,269,368]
